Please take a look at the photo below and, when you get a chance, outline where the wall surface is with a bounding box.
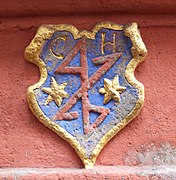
[0,0,176,179]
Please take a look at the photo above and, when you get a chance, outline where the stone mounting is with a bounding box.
[25,22,147,169]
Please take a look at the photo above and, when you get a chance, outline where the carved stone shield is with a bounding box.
[25,22,147,168]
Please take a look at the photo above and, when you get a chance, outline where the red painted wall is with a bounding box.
[0,0,176,179]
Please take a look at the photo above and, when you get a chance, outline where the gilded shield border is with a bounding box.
[24,22,147,169]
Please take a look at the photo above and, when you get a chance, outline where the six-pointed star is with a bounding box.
[42,77,69,107]
[99,75,126,104]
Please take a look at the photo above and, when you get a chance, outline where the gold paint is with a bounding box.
[24,22,147,169]
[101,32,116,54]
[42,77,69,107]
[99,75,126,104]
[49,36,67,59]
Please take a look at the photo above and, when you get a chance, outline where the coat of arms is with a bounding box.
[25,22,147,168]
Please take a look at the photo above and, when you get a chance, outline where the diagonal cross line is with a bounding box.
[52,38,121,133]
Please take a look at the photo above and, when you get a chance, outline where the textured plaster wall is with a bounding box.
[0,0,176,179]
[0,0,176,17]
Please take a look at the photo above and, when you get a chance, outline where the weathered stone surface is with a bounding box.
[1,17,176,168]
[0,0,176,17]
[0,0,176,178]
[0,166,176,180]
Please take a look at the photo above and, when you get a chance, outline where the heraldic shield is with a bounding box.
[25,22,147,168]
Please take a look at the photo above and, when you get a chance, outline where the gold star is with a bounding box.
[99,75,126,104]
[42,77,69,107]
